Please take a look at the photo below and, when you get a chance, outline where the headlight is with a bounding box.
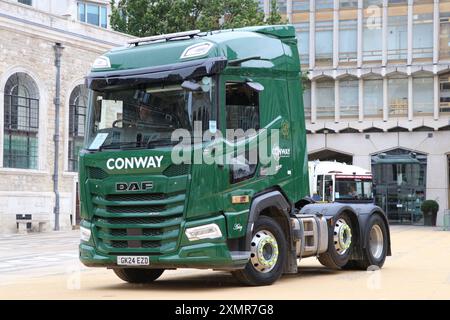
[92,56,111,69]
[80,226,92,242]
[185,223,222,241]
[180,42,213,59]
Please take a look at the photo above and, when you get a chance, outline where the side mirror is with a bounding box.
[246,82,264,92]
[181,80,202,91]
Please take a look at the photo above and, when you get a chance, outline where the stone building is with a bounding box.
[260,0,450,225]
[0,0,132,233]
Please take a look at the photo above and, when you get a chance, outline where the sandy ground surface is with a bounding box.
[0,225,450,300]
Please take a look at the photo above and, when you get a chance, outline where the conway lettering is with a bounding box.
[106,156,164,170]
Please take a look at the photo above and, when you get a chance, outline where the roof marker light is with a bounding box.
[92,56,111,69]
[180,42,213,59]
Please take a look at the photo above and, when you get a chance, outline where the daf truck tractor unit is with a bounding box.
[308,161,374,204]
[79,25,391,286]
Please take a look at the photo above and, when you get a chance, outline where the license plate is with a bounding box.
[117,256,150,266]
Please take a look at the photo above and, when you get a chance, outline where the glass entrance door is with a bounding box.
[372,150,427,225]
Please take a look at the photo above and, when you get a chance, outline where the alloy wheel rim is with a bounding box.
[369,224,384,259]
[250,230,279,273]
[334,218,352,255]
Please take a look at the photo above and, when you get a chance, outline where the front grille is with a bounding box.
[106,206,166,214]
[88,167,108,180]
[163,164,190,177]
[106,193,166,202]
[99,216,176,225]
[103,228,164,237]
[91,188,186,255]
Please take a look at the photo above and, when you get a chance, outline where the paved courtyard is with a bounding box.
[0,225,450,299]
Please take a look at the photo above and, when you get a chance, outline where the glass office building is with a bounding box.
[261,0,450,225]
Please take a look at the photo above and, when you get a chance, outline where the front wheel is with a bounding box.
[113,268,164,284]
[232,216,287,286]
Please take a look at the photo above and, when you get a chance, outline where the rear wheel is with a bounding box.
[113,268,164,284]
[232,215,286,286]
[318,213,354,269]
[354,214,388,270]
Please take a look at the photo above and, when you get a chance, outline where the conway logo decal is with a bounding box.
[106,156,164,170]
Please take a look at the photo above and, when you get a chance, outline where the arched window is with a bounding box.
[3,72,39,169]
[68,84,88,172]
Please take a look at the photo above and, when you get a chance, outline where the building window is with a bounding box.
[296,22,309,64]
[413,76,434,115]
[292,0,309,12]
[77,1,108,28]
[413,12,433,59]
[339,18,357,63]
[339,78,359,118]
[316,79,335,118]
[388,77,408,116]
[364,78,383,117]
[364,0,382,7]
[3,73,39,169]
[387,14,408,60]
[316,0,334,10]
[277,0,287,15]
[440,4,450,60]
[340,0,358,9]
[303,80,311,120]
[315,18,333,65]
[363,8,383,61]
[18,0,32,5]
[68,85,88,172]
[388,0,407,5]
[439,73,450,113]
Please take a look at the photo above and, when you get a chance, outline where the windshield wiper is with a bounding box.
[99,142,146,151]
[146,139,179,149]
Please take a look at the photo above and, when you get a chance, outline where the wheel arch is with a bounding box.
[244,189,294,272]
[358,209,392,257]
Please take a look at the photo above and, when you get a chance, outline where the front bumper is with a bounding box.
[79,213,250,270]
[80,242,249,270]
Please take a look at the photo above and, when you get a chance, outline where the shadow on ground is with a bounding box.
[94,266,347,292]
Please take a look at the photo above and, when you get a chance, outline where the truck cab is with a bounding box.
[79,25,391,286]
[308,161,374,204]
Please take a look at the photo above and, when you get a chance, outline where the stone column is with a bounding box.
[383,77,389,121]
[434,74,439,120]
[359,78,364,122]
[407,0,413,65]
[408,76,413,121]
[311,80,317,124]
[335,80,340,123]
[433,0,440,65]
[310,0,316,68]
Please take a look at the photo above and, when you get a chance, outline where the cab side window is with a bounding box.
[226,83,260,132]
[225,82,260,184]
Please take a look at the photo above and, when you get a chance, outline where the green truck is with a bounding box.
[79,25,391,286]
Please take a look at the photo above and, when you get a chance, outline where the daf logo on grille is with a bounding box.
[116,182,153,192]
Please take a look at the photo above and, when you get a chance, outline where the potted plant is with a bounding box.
[421,200,439,226]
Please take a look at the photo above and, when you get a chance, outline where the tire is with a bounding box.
[232,215,287,286]
[318,212,354,269]
[113,268,164,284]
[354,214,388,270]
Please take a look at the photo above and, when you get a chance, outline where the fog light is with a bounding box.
[185,223,222,241]
[80,226,92,242]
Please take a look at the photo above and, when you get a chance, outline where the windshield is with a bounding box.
[335,178,373,201]
[85,76,215,150]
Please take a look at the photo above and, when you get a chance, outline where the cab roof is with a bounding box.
[92,25,299,74]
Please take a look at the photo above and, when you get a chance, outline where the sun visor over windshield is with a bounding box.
[86,57,227,91]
